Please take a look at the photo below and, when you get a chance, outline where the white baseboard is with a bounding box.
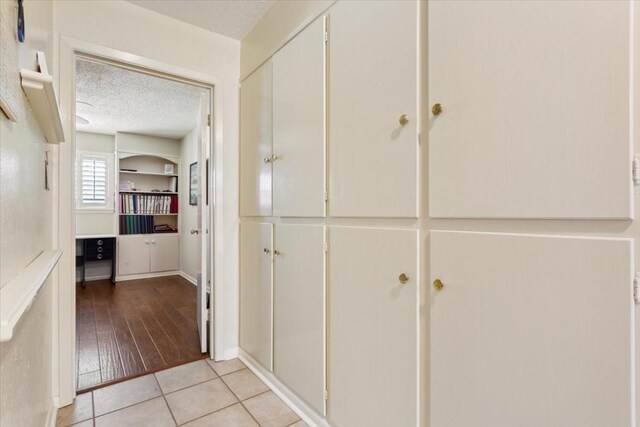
[46,399,58,427]
[179,271,197,285]
[238,349,331,427]
[115,270,180,282]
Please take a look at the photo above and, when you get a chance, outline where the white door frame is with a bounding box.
[55,36,225,406]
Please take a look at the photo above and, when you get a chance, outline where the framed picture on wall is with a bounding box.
[189,161,198,206]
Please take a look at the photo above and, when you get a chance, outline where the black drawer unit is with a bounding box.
[84,238,114,261]
[77,236,116,286]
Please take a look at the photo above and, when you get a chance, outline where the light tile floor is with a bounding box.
[57,359,308,427]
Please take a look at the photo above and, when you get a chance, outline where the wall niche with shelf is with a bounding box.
[117,153,180,236]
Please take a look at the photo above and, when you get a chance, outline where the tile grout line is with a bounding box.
[157,370,219,395]
[203,358,247,378]
[161,371,250,426]
[159,384,179,425]
[91,392,96,426]
[217,371,265,426]
[172,401,243,426]
[152,373,178,427]
[86,358,298,427]
[156,361,234,425]
[92,378,164,420]
[87,361,214,419]
[93,394,161,420]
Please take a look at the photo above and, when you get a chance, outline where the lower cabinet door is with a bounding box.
[430,231,634,427]
[274,224,325,414]
[117,235,150,276]
[240,222,273,370]
[328,226,418,427]
[149,234,179,272]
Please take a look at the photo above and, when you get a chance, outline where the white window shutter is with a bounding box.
[76,151,114,210]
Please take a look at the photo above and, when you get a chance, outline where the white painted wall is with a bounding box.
[76,131,115,153]
[117,132,181,158]
[54,0,241,369]
[179,128,198,281]
[1,0,54,287]
[0,0,56,424]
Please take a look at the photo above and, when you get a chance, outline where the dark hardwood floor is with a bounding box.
[76,275,205,392]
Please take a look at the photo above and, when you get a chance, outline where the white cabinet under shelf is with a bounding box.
[117,235,149,276]
[149,234,180,272]
[328,226,418,427]
[117,234,179,277]
[240,222,274,370]
[430,231,634,426]
[273,224,325,414]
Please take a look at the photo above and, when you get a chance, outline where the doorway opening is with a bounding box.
[73,56,214,392]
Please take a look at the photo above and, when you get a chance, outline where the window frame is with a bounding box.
[75,150,115,212]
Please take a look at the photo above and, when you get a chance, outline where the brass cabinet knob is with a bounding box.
[431,103,442,116]
[399,114,409,126]
[399,273,409,284]
[263,157,271,164]
[263,248,270,254]
[433,279,444,291]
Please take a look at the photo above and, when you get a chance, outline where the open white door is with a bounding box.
[196,93,209,354]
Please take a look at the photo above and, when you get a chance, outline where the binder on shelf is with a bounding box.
[119,214,176,235]
[118,193,179,215]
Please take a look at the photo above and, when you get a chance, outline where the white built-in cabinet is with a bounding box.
[430,231,634,427]
[117,234,179,276]
[272,19,326,217]
[240,16,326,218]
[428,0,633,218]
[240,1,637,426]
[328,0,418,218]
[239,222,273,370]
[240,223,325,413]
[329,227,418,427]
[273,224,325,414]
[240,62,273,217]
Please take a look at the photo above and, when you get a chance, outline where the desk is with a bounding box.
[76,235,116,287]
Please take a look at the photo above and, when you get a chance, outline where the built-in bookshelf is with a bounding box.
[117,152,179,235]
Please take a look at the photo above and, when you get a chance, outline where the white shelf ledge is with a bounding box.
[76,234,117,239]
[0,250,63,342]
[20,69,65,144]
[119,171,178,177]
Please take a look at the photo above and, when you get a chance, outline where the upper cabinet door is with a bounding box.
[329,226,418,427]
[429,1,633,219]
[272,18,326,218]
[328,1,418,218]
[430,231,634,426]
[240,222,273,370]
[240,61,272,217]
[273,224,325,414]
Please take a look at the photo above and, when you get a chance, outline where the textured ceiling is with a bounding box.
[126,0,273,40]
[75,59,208,139]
